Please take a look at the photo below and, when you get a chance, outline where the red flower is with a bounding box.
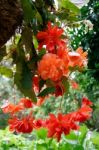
[1,102,24,114]
[82,97,93,106]
[38,53,68,81]
[45,98,93,141]
[8,115,34,133]
[34,119,45,129]
[46,113,79,141]
[74,106,93,122]
[37,22,66,52]
[68,47,88,68]
[20,98,33,108]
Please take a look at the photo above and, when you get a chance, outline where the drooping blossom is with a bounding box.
[46,113,79,141]
[68,47,87,68]
[38,53,68,81]
[20,98,33,108]
[8,115,34,133]
[1,102,24,114]
[73,106,92,123]
[82,97,93,106]
[45,98,93,141]
[34,119,45,129]
[37,22,66,52]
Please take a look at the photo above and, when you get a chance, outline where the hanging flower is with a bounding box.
[19,98,33,108]
[46,113,79,141]
[38,53,68,81]
[82,97,93,106]
[8,115,34,133]
[37,22,66,52]
[68,47,87,68]
[1,102,24,114]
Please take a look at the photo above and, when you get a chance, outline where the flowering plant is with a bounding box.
[1,22,93,141]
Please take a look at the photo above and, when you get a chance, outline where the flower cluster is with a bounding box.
[0,22,91,142]
[45,97,92,141]
[36,22,87,97]
[1,97,93,141]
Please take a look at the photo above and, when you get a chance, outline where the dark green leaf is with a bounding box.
[14,62,37,102]
[38,87,55,97]
[21,0,36,23]
[38,48,46,60]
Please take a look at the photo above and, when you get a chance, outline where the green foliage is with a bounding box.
[0,126,98,150]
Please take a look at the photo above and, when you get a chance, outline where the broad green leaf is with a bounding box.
[78,125,88,145]
[65,131,78,140]
[37,145,47,150]
[91,132,99,147]
[0,66,13,78]
[58,0,80,14]
[36,128,47,139]
[38,48,46,60]
[38,87,55,97]
[73,145,84,150]
[14,62,37,102]
[59,143,73,150]
[21,0,36,23]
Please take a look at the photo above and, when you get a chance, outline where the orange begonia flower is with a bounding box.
[68,47,88,68]
[38,53,69,81]
[1,102,24,114]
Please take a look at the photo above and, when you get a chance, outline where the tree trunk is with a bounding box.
[0,0,23,48]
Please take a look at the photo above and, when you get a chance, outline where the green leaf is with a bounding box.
[91,132,99,147]
[73,145,84,150]
[14,62,37,102]
[0,66,13,78]
[38,48,46,60]
[65,131,78,140]
[58,0,80,14]
[21,0,36,23]
[36,128,47,139]
[78,125,88,145]
[38,87,55,97]
[33,36,38,49]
